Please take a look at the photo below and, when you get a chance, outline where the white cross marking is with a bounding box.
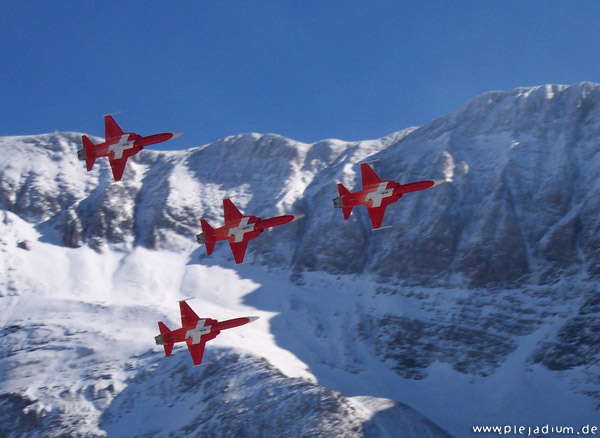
[186,320,212,344]
[108,134,135,159]
[365,183,394,207]
[227,217,255,243]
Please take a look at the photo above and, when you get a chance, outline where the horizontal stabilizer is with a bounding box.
[205,240,216,255]
[163,343,173,357]
[158,321,170,334]
[342,206,352,220]
[337,183,350,197]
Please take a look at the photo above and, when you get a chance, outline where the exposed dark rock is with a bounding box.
[17,240,32,250]
[533,315,600,370]
[365,315,516,379]
[100,352,369,438]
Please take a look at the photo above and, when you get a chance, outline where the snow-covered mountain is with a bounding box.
[1,83,599,437]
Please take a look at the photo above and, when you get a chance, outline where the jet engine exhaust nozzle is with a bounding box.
[333,197,343,208]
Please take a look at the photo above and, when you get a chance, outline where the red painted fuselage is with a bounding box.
[159,316,256,345]
[77,115,182,181]
[197,198,303,264]
[155,300,258,366]
[333,163,442,229]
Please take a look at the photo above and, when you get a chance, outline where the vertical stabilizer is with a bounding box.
[336,183,353,219]
[157,321,174,357]
[200,219,216,255]
[81,135,97,171]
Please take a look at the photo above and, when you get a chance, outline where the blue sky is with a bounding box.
[2,1,600,150]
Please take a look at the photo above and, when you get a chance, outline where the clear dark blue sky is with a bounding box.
[2,1,600,150]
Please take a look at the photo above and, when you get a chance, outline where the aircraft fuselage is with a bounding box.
[208,214,298,244]
[337,180,401,208]
[155,316,257,346]
[81,131,182,161]
[335,179,438,209]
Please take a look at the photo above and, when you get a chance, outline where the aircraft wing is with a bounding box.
[180,300,201,327]
[367,205,388,229]
[223,198,244,224]
[185,337,207,366]
[228,239,249,264]
[104,115,124,140]
[361,163,382,188]
[108,156,128,181]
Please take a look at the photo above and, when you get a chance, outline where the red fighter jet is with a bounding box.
[77,114,182,181]
[197,198,304,264]
[333,162,444,229]
[155,300,259,366]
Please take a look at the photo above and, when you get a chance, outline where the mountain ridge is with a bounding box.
[4,83,600,287]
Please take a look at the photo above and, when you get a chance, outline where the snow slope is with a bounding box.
[0,211,452,437]
[1,83,600,437]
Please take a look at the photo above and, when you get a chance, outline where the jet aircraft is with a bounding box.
[333,162,443,229]
[77,114,182,181]
[197,198,304,264]
[155,300,258,366]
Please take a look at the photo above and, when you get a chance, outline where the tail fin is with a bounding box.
[200,219,216,255]
[81,135,97,171]
[158,321,174,357]
[336,183,353,220]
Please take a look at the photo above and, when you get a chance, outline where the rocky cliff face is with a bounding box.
[1,83,600,437]
[99,351,452,438]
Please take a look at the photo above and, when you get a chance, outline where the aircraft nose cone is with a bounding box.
[293,214,305,221]
[171,132,183,139]
[247,316,260,323]
[432,179,447,187]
